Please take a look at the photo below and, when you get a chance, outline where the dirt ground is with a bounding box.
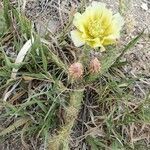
[0,0,150,149]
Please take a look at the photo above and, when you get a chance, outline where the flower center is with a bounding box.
[88,19,104,37]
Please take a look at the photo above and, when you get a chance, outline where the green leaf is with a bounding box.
[41,39,68,73]
[3,0,11,28]
[12,8,32,38]
[114,30,144,63]
[2,50,12,67]
[86,136,99,150]
[0,9,7,37]
[2,50,25,69]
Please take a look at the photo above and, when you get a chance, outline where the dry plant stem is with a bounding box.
[2,39,34,102]
[11,39,34,79]
[48,89,84,150]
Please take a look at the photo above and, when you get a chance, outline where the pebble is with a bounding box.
[141,2,148,11]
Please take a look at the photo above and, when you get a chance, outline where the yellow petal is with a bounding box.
[86,38,102,48]
[101,9,113,29]
[86,2,106,20]
[73,13,87,32]
[102,34,118,45]
[71,1,124,49]
[104,13,124,36]
[70,30,85,47]
[112,13,124,32]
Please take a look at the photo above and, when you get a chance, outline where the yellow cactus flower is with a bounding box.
[71,1,124,49]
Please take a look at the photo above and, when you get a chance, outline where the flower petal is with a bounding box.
[70,30,85,47]
[86,1,106,20]
[73,13,87,32]
[71,2,124,49]
[86,38,102,48]
[102,34,118,45]
[101,9,113,29]
[104,13,124,36]
[112,13,124,31]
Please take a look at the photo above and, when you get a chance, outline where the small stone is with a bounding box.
[141,3,148,11]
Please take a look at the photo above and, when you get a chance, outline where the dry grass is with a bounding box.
[0,0,150,150]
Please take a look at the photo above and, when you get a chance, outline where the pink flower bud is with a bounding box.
[89,57,101,74]
[69,62,83,79]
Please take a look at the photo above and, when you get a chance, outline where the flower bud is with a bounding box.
[69,62,83,79]
[89,57,101,74]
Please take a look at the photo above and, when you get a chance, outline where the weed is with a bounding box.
[0,1,149,150]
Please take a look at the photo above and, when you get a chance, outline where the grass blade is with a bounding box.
[0,117,30,136]
[11,39,34,79]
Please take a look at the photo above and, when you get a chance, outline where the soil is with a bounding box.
[0,0,150,149]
